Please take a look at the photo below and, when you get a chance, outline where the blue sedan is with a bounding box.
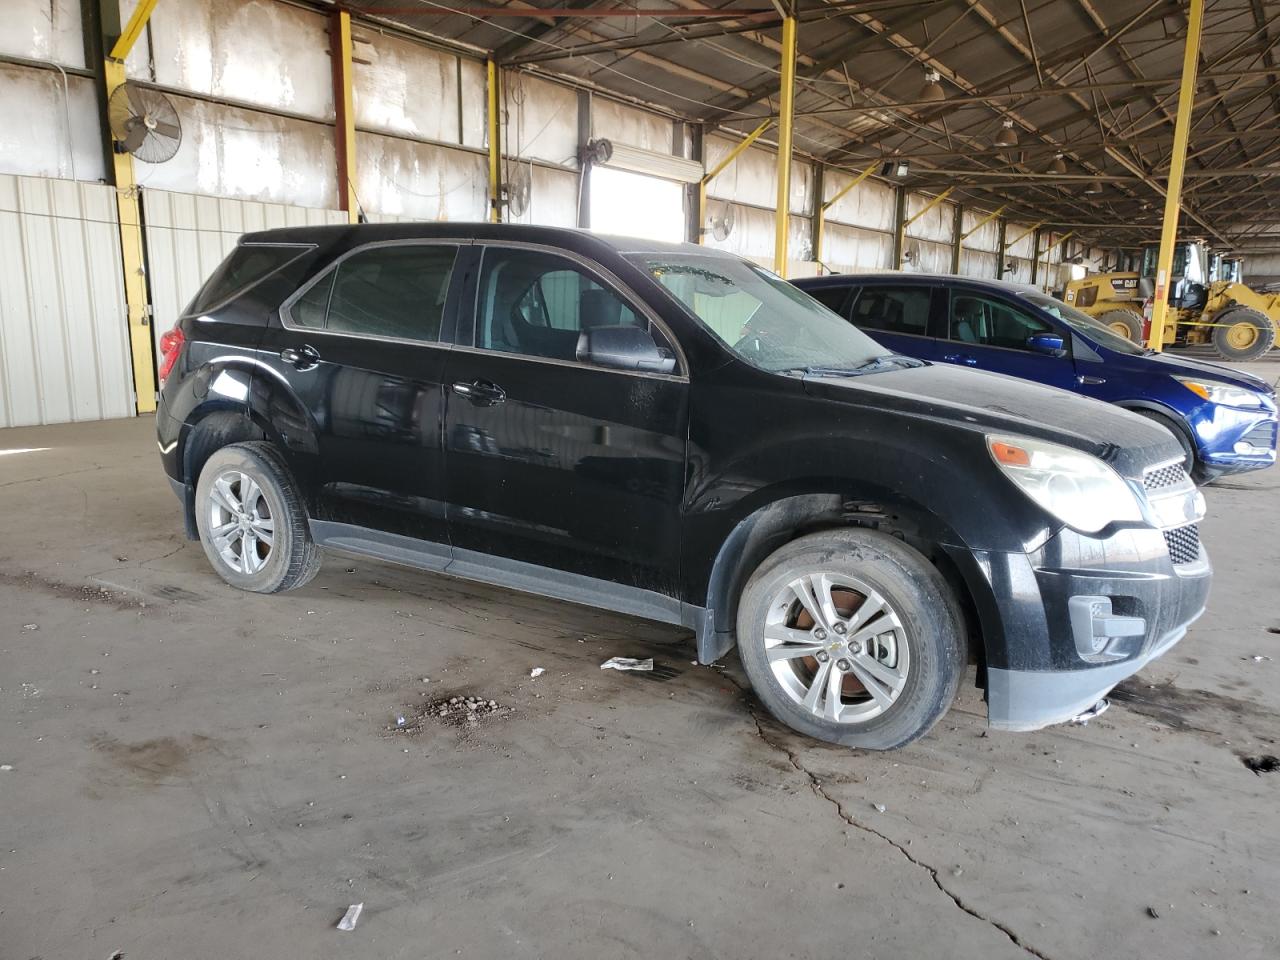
[793,274,1277,481]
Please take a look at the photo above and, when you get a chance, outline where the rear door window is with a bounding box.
[185,243,310,315]
[287,244,459,344]
[848,286,932,336]
[948,292,1054,351]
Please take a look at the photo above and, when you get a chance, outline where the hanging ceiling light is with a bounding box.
[1048,152,1068,175]
[994,119,1018,148]
[1085,180,1104,195]
[918,69,945,105]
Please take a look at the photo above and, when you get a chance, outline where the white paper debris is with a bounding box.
[529,667,545,678]
[22,624,37,631]
[600,657,654,672]
[337,903,363,931]
[0,764,13,771]
[873,803,887,814]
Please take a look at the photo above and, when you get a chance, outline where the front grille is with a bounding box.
[1242,420,1277,450]
[1164,523,1200,565]
[1143,461,1189,492]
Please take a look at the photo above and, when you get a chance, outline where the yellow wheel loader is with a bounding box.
[1063,241,1280,361]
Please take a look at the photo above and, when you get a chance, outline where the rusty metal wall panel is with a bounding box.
[504,163,578,228]
[823,222,894,272]
[823,171,895,233]
[0,65,107,183]
[141,188,346,354]
[127,0,334,120]
[960,207,1000,253]
[133,94,338,209]
[591,98,673,153]
[904,193,954,244]
[4,0,85,68]
[959,249,998,279]
[356,32,462,144]
[506,73,579,168]
[705,136,812,215]
[356,134,488,222]
[0,175,133,427]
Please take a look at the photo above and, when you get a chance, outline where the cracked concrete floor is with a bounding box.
[2,365,1279,960]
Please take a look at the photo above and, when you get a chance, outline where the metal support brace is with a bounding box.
[773,13,797,276]
[899,187,953,269]
[1148,0,1204,351]
[1034,231,1075,287]
[487,59,503,223]
[950,202,964,274]
[330,9,358,223]
[814,160,876,270]
[696,119,771,244]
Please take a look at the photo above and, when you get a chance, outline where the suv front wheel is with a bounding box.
[194,442,322,593]
[736,529,966,750]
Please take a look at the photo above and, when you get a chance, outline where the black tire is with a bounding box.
[1211,307,1276,362]
[735,529,966,750]
[1135,410,1197,478]
[1097,309,1144,345]
[194,442,322,593]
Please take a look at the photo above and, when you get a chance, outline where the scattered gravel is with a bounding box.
[391,694,509,734]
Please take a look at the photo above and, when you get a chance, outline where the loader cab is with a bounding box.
[1140,241,1208,311]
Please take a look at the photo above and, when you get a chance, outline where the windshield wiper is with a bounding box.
[782,355,926,378]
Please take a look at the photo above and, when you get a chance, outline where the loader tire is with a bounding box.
[1211,307,1276,362]
[1098,309,1144,344]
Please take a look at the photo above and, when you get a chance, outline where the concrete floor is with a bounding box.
[2,355,1279,960]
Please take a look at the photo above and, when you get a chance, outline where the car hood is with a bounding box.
[803,362,1184,477]
[1122,349,1276,396]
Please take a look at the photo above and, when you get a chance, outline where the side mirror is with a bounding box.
[576,325,676,374]
[1026,332,1067,357]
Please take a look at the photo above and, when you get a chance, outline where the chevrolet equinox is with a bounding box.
[156,224,1211,749]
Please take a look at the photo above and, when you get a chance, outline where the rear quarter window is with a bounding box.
[184,243,311,316]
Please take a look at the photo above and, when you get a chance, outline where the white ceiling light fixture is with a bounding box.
[1048,152,1068,175]
[994,119,1019,148]
[918,69,945,105]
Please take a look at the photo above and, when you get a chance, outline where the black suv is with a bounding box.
[157,223,1210,749]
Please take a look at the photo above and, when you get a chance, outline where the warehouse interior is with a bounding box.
[2,1,1280,957]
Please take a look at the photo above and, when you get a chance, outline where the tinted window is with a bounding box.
[290,244,457,342]
[187,244,308,315]
[850,286,932,336]
[807,285,854,315]
[950,293,1052,351]
[476,249,658,364]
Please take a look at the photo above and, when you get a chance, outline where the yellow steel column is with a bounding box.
[815,161,877,267]
[330,9,358,223]
[773,13,797,276]
[1147,0,1204,351]
[105,0,159,414]
[487,59,503,223]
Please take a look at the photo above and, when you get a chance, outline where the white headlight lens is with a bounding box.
[1175,377,1262,408]
[987,434,1143,533]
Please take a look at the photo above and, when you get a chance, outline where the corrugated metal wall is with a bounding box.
[142,189,347,352]
[0,176,134,427]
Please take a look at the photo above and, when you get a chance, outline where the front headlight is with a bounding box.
[1175,376,1263,408]
[987,434,1143,534]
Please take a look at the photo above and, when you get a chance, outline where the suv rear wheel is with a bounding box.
[736,529,966,750]
[194,442,322,593]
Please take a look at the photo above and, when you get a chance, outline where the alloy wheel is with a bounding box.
[207,470,275,575]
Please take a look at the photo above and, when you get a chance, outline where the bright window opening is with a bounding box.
[589,166,686,244]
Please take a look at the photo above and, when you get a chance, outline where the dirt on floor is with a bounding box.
[1,354,1278,960]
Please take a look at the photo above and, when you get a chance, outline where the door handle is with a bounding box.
[452,379,506,406]
[280,344,320,370]
[1077,375,1106,385]
[941,353,978,366]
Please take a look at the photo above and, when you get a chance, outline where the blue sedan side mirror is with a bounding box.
[1027,333,1067,357]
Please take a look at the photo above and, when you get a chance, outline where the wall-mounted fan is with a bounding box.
[109,81,181,163]
[707,200,736,242]
[902,238,923,268]
[580,138,613,166]
[506,163,531,218]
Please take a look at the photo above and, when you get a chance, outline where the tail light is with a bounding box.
[158,326,185,384]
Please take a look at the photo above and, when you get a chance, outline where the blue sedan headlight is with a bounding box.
[1175,376,1264,408]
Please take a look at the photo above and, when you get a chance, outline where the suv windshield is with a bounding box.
[1020,291,1148,356]
[628,252,891,374]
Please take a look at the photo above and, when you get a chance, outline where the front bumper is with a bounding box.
[1195,402,1277,478]
[949,523,1212,732]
